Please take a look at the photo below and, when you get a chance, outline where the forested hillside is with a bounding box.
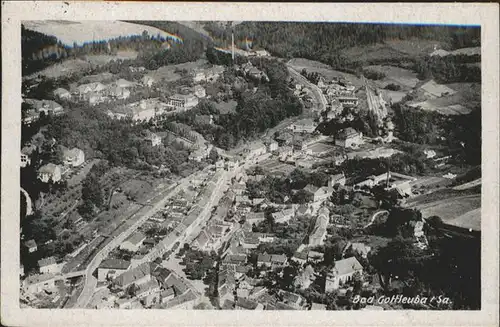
[204,22,480,72]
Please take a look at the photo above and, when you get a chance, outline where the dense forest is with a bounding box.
[204,22,480,70]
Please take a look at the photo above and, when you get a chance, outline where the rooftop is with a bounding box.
[38,256,56,267]
[124,231,146,245]
[99,259,131,270]
[115,262,151,287]
[331,256,363,276]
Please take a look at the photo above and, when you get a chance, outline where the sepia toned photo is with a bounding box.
[19,19,483,311]
[2,2,499,327]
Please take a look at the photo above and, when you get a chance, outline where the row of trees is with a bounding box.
[413,55,481,83]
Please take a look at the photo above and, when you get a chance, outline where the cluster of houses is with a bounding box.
[238,62,270,82]
[21,143,86,183]
[22,99,64,124]
[318,76,359,118]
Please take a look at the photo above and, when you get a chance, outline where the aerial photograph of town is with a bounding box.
[19,20,481,311]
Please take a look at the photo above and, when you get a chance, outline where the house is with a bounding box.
[296,204,312,216]
[280,290,306,309]
[20,145,36,168]
[325,256,363,292]
[114,262,152,290]
[145,131,162,147]
[291,251,308,265]
[38,256,58,274]
[288,119,317,134]
[160,288,175,303]
[270,254,288,269]
[22,273,56,294]
[303,184,332,202]
[264,140,279,153]
[335,128,363,149]
[218,270,236,301]
[106,85,130,100]
[424,149,437,159]
[136,278,161,300]
[191,230,212,251]
[141,75,155,88]
[163,272,190,296]
[307,250,324,263]
[311,302,327,310]
[329,173,346,188]
[37,163,62,183]
[194,85,206,98]
[24,99,64,116]
[114,78,137,89]
[419,79,456,98]
[241,235,260,249]
[245,212,266,225]
[222,254,247,268]
[271,208,295,223]
[354,172,390,189]
[53,88,71,100]
[98,259,131,282]
[275,132,294,146]
[24,239,37,253]
[246,142,267,160]
[63,147,85,167]
[166,94,199,111]
[257,253,272,268]
[20,264,25,277]
[337,96,359,108]
[76,82,107,96]
[120,231,146,252]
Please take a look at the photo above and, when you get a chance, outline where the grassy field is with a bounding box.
[413,195,481,222]
[24,58,93,80]
[408,93,472,115]
[146,59,208,82]
[365,65,420,89]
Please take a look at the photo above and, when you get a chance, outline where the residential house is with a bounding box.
[257,253,272,268]
[264,140,279,153]
[218,270,236,301]
[141,75,155,88]
[222,254,247,268]
[337,96,359,108]
[271,208,295,223]
[98,259,131,282]
[232,183,246,196]
[136,279,161,307]
[307,250,324,263]
[241,235,260,249]
[303,184,333,202]
[53,87,71,101]
[145,131,162,147]
[291,251,308,265]
[160,288,175,303]
[114,262,152,290]
[37,163,62,183]
[275,132,294,146]
[288,119,317,134]
[24,99,64,116]
[24,239,37,253]
[246,142,267,160]
[38,256,59,274]
[166,94,199,111]
[22,273,56,294]
[76,82,107,98]
[245,212,266,225]
[329,173,346,188]
[193,85,206,98]
[63,147,85,167]
[191,230,212,251]
[296,204,312,216]
[424,149,437,159]
[325,256,363,292]
[335,128,363,149]
[163,272,190,297]
[106,85,130,100]
[280,290,306,309]
[354,172,390,189]
[270,254,288,269]
[120,231,146,253]
[20,145,36,168]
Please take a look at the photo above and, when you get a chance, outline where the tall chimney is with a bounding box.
[232,30,235,61]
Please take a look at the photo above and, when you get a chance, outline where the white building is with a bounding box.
[38,256,59,274]
[166,94,199,111]
[325,257,363,291]
[63,147,85,167]
[53,88,71,101]
[194,85,206,98]
[145,132,162,147]
[335,128,363,149]
[37,163,62,183]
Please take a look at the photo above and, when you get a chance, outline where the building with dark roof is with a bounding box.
[98,259,131,282]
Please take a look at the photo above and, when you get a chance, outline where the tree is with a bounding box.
[208,147,219,164]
